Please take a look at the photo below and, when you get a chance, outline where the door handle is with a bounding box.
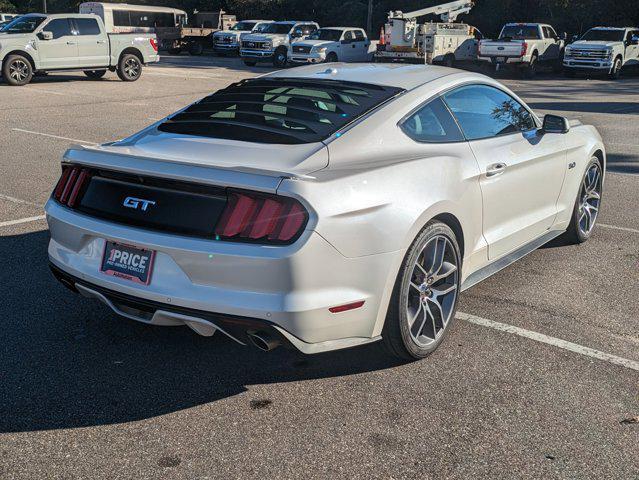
[66,41,76,45]
[486,162,507,177]
[97,40,106,44]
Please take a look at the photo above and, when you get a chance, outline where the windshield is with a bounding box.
[580,29,625,42]
[1,15,45,33]
[231,21,256,31]
[261,23,292,34]
[252,22,270,33]
[499,25,540,40]
[309,29,342,41]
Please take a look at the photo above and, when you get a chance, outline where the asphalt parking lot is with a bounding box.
[1,56,638,479]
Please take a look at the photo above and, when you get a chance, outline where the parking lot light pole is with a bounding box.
[43,0,47,13]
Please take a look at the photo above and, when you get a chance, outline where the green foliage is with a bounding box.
[7,0,639,38]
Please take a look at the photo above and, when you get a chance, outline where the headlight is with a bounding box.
[606,49,613,59]
[564,47,572,56]
[314,47,327,53]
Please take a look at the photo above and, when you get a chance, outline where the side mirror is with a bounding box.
[571,34,579,43]
[290,31,301,39]
[543,114,570,134]
[38,31,53,40]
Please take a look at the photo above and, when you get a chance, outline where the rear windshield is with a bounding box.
[158,78,404,144]
[580,29,625,42]
[500,25,540,40]
[231,21,256,31]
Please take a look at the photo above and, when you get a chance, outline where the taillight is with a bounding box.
[150,38,158,52]
[53,165,91,208]
[214,191,308,244]
[520,42,528,57]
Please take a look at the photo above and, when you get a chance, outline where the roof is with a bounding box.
[265,63,459,91]
[319,26,363,31]
[590,26,635,30]
[79,2,186,14]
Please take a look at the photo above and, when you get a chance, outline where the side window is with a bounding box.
[75,18,101,35]
[547,27,558,39]
[400,97,465,143]
[443,85,537,141]
[625,30,634,43]
[343,30,355,41]
[354,30,365,41]
[113,11,131,27]
[303,24,317,35]
[44,18,73,39]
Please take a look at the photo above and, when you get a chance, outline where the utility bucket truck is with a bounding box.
[375,0,481,66]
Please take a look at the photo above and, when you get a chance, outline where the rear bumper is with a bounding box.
[46,199,397,352]
[479,55,527,66]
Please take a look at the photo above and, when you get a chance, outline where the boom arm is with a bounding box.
[390,0,474,22]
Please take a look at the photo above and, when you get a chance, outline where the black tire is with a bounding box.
[382,221,462,361]
[325,52,338,63]
[561,157,603,245]
[167,47,182,55]
[2,54,33,86]
[243,60,257,67]
[273,47,288,68]
[188,42,204,56]
[522,54,538,79]
[116,54,142,82]
[83,69,106,79]
[608,56,622,80]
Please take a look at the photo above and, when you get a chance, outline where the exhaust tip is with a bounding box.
[247,331,281,352]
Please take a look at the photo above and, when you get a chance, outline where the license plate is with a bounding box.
[100,241,155,285]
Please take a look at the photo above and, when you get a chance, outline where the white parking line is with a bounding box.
[12,128,97,145]
[0,215,46,228]
[456,312,639,372]
[599,223,639,234]
[0,193,41,208]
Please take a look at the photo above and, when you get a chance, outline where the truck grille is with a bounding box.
[568,49,609,60]
[293,45,312,54]
[242,40,270,50]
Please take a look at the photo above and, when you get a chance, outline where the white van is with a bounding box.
[79,2,187,34]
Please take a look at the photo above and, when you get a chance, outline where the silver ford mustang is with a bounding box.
[46,64,605,359]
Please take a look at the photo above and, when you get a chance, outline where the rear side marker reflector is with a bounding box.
[329,301,365,314]
[215,191,308,244]
[53,165,91,207]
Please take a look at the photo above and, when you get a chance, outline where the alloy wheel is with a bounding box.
[405,235,459,347]
[124,58,140,78]
[9,60,29,82]
[578,163,602,236]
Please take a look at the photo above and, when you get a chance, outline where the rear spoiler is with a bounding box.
[62,145,314,194]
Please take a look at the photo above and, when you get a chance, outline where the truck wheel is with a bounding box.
[2,54,33,86]
[522,54,538,79]
[609,57,622,80]
[188,42,204,56]
[167,47,182,55]
[325,52,338,63]
[117,54,142,82]
[243,60,257,67]
[84,69,106,79]
[273,47,288,68]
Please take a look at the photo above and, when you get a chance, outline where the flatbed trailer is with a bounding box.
[157,11,236,55]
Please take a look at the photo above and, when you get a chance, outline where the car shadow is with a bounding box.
[0,229,403,434]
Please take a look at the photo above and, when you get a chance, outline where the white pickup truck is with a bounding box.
[564,27,639,79]
[0,13,159,86]
[288,27,372,64]
[478,23,565,77]
[240,20,319,67]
